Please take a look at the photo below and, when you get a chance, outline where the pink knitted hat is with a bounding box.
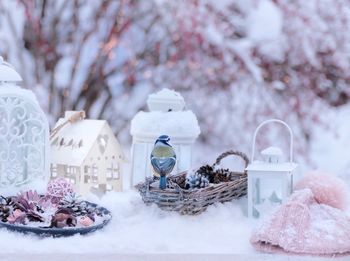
[251,174,350,256]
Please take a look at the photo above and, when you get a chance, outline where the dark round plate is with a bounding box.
[0,201,112,237]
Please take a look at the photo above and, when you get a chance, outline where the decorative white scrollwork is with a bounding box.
[0,94,49,186]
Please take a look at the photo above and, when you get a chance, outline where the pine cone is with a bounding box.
[185,172,210,189]
[0,206,10,222]
[59,193,96,217]
[213,168,231,183]
[196,165,215,183]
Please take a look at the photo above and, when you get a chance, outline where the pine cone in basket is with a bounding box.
[185,170,210,189]
[196,165,215,183]
[213,168,232,183]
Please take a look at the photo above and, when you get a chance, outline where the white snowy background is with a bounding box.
[0,0,349,259]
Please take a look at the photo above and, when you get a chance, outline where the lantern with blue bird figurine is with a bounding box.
[130,89,200,187]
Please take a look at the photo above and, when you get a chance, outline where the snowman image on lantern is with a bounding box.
[246,119,298,219]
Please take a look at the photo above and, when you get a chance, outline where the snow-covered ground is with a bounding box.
[0,189,348,261]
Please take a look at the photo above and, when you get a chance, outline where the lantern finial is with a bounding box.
[261,146,282,163]
[0,56,22,83]
[147,88,185,112]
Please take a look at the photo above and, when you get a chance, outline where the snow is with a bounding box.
[246,162,297,172]
[130,111,201,138]
[0,186,347,261]
[51,118,107,166]
[0,190,252,254]
[147,88,185,112]
[206,25,224,45]
[147,88,184,103]
[0,84,40,106]
[0,57,22,82]
[247,0,283,42]
[311,106,350,175]
[261,146,282,157]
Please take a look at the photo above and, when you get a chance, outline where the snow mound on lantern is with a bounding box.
[295,171,348,210]
[130,111,201,138]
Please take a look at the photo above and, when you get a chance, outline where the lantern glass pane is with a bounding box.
[252,177,283,218]
[0,94,48,186]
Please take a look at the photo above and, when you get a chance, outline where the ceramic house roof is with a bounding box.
[50,118,123,166]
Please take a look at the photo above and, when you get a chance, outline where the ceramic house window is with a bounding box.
[51,164,58,178]
[91,165,98,183]
[106,163,119,180]
[84,166,91,183]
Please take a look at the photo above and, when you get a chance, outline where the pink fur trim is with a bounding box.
[295,171,348,210]
[251,189,350,256]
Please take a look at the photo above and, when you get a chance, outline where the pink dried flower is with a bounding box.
[7,209,26,224]
[79,216,94,227]
[17,190,52,211]
[18,190,40,202]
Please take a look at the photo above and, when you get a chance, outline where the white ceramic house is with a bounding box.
[130,89,201,186]
[50,111,124,195]
[0,57,49,187]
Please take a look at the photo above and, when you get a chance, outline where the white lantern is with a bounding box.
[246,119,298,218]
[130,88,200,186]
[0,57,49,187]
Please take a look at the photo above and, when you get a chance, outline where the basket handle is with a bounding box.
[251,119,294,162]
[213,150,250,171]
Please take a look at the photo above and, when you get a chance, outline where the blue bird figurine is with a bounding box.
[150,135,176,190]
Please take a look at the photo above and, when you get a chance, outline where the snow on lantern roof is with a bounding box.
[147,88,185,112]
[0,56,41,114]
[130,110,200,140]
[246,161,297,172]
[51,113,124,166]
[0,56,22,83]
[261,146,282,157]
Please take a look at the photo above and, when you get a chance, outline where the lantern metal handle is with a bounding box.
[251,119,294,163]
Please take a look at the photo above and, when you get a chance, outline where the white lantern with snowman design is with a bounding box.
[246,119,298,218]
[0,56,50,187]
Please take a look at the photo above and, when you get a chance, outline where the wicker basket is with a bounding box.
[136,150,249,215]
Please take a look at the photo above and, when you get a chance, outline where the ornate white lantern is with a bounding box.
[130,88,200,186]
[0,57,49,187]
[246,119,298,218]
